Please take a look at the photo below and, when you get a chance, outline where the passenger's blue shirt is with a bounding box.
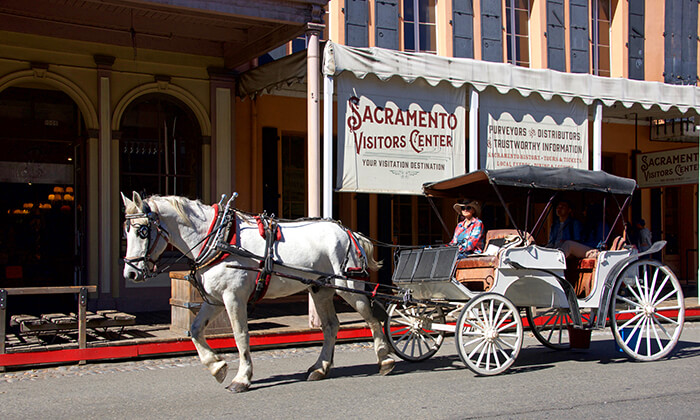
[547,217,583,248]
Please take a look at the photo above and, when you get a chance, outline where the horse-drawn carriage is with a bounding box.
[121,165,684,390]
[385,166,685,375]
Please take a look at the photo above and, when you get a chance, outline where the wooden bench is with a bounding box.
[0,286,97,365]
[10,310,135,335]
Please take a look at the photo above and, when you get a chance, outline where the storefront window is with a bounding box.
[591,0,611,77]
[119,94,201,200]
[506,0,530,67]
[403,0,437,53]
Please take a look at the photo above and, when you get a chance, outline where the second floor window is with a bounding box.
[505,0,530,67]
[403,0,436,53]
[591,0,611,77]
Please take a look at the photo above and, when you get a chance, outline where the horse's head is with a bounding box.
[121,191,170,282]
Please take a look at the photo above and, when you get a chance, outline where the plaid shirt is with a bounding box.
[449,217,483,254]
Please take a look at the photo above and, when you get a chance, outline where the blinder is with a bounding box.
[123,203,169,279]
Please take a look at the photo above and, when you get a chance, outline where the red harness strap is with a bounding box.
[196,204,219,260]
[249,215,280,303]
[197,203,238,267]
[344,229,367,278]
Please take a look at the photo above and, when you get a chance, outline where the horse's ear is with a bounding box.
[132,191,144,210]
[120,192,132,209]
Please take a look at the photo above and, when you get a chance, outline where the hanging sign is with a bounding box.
[636,147,699,188]
[480,91,588,169]
[336,74,466,194]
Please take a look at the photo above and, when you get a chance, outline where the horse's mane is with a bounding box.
[146,195,202,227]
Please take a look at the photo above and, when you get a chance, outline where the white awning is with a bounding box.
[322,41,700,119]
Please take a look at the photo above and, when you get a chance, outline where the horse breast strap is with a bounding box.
[249,215,280,303]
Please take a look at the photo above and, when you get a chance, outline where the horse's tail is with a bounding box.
[354,232,383,272]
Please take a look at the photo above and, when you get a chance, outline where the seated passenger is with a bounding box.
[449,200,484,258]
[557,202,604,259]
[546,199,592,259]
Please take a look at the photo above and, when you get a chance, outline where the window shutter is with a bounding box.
[375,0,399,49]
[569,0,589,73]
[681,0,698,84]
[546,0,566,71]
[453,0,474,58]
[664,0,683,83]
[628,0,645,80]
[481,0,503,62]
[345,0,369,47]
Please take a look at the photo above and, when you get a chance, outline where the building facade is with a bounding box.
[0,0,327,314]
[252,0,699,287]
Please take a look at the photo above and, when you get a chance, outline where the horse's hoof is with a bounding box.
[226,381,250,393]
[307,369,326,381]
[212,360,228,383]
[379,359,395,376]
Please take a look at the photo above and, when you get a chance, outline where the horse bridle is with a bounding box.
[123,202,170,279]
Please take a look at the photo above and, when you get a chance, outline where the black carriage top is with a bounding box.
[422,165,637,199]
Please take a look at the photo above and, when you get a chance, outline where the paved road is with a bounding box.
[2,323,699,419]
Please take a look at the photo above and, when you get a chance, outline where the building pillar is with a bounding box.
[307,18,325,328]
[94,55,116,304]
[307,24,323,218]
[209,70,236,202]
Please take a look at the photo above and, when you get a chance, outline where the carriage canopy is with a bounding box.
[422,165,637,199]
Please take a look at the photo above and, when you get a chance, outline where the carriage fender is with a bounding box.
[595,240,667,328]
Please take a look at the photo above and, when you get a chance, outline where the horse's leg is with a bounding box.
[221,291,254,393]
[190,302,228,383]
[307,287,339,381]
[337,289,395,375]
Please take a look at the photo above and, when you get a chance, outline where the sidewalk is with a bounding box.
[2,297,699,370]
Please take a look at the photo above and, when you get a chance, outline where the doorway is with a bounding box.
[0,86,87,314]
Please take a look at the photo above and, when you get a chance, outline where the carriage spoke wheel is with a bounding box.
[456,294,523,376]
[526,306,572,350]
[384,303,445,362]
[611,260,685,361]
[526,307,592,350]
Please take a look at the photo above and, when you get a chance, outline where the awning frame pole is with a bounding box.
[593,101,602,171]
[323,74,334,219]
[469,87,479,172]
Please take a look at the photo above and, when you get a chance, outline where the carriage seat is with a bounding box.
[455,255,498,292]
[483,229,534,253]
[565,257,597,298]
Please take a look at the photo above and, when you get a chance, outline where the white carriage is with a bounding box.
[384,166,685,375]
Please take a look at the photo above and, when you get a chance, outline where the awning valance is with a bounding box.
[322,41,700,116]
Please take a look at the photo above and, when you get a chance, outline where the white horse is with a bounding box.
[121,192,394,392]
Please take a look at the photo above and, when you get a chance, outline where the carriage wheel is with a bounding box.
[526,306,572,350]
[610,260,685,361]
[526,307,592,350]
[456,294,523,375]
[384,303,445,362]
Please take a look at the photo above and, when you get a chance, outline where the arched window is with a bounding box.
[119,94,202,199]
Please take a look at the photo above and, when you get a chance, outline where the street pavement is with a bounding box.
[2,322,699,419]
